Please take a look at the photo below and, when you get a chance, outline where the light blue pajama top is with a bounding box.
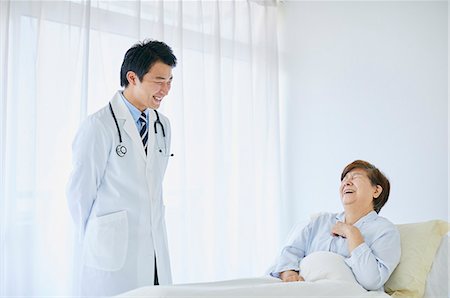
[271,211,401,291]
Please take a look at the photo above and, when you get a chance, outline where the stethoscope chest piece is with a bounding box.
[110,102,128,157]
[116,144,127,157]
[109,101,172,158]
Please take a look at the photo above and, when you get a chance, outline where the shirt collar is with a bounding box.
[120,91,148,123]
[335,210,378,227]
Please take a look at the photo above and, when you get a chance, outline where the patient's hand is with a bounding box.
[280,270,305,282]
[331,221,364,253]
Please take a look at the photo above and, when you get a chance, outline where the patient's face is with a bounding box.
[340,168,380,212]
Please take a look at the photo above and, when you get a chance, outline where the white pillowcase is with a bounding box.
[423,234,449,298]
[300,251,358,283]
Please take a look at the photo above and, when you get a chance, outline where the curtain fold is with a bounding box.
[0,0,281,295]
[0,1,11,296]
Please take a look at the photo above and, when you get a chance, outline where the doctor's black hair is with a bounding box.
[340,160,390,214]
[120,39,177,88]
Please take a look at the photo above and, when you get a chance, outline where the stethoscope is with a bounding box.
[109,102,172,157]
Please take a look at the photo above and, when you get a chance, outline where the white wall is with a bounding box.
[278,1,448,231]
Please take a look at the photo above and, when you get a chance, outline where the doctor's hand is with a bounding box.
[280,270,305,282]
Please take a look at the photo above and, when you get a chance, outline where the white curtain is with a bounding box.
[0,0,282,296]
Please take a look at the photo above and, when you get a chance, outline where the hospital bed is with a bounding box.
[117,220,449,298]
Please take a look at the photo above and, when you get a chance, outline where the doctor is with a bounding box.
[67,40,177,296]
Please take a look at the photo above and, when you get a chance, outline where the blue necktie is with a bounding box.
[139,112,148,155]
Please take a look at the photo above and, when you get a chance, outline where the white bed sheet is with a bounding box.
[118,251,390,298]
[117,276,390,298]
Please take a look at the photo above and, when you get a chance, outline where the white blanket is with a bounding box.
[118,277,390,298]
[117,252,391,298]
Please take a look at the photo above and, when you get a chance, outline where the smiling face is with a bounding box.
[340,168,382,213]
[123,61,173,111]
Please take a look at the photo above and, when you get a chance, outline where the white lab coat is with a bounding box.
[67,91,172,296]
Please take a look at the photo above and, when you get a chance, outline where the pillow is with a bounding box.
[423,234,449,298]
[300,251,358,283]
[384,220,450,298]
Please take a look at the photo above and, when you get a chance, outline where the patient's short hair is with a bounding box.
[340,160,390,214]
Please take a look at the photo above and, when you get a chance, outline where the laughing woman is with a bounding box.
[270,160,401,291]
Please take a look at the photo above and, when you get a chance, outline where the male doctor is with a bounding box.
[67,40,177,296]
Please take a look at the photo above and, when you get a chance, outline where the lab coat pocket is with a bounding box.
[83,210,128,271]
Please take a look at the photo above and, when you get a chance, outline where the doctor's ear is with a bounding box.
[126,71,138,85]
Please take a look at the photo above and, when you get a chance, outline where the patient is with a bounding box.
[271,160,401,291]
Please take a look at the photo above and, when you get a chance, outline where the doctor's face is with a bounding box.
[126,61,173,111]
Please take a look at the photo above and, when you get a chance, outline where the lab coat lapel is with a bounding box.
[146,109,157,161]
[110,92,147,161]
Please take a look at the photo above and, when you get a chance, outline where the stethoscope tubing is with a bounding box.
[109,102,123,143]
[109,102,170,157]
[153,109,166,137]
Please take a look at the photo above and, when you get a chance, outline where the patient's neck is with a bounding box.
[343,208,373,225]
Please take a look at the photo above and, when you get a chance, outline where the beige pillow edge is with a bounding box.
[385,220,450,298]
